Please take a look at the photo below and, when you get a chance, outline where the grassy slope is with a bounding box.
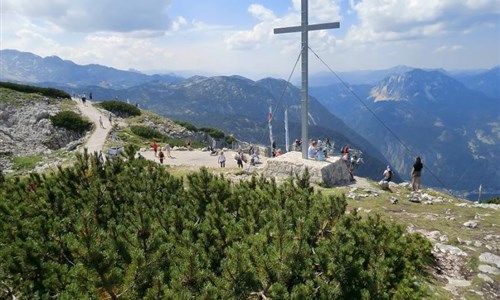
[323,183,499,299]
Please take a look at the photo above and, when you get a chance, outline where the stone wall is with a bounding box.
[262,151,352,187]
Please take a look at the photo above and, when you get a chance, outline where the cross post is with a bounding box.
[274,0,339,159]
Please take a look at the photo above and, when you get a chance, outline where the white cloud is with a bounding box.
[2,0,173,33]
[224,4,279,50]
[434,45,463,53]
[292,0,342,23]
[171,16,187,31]
[248,4,276,22]
[225,22,274,50]
[346,0,500,43]
[225,1,342,51]
[1,0,498,79]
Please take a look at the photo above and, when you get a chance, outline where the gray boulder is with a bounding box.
[262,152,351,187]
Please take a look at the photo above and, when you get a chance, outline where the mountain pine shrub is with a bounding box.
[0,154,432,299]
[0,81,71,98]
[130,125,166,140]
[198,127,225,139]
[98,100,141,117]
[172,120,198,132]
[50,111,92,133]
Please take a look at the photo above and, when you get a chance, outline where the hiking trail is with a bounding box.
[73,98,112,155]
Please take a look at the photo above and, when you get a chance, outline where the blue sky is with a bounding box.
[1,0,499,79]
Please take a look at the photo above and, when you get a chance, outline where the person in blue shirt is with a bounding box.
[308,141,318,159]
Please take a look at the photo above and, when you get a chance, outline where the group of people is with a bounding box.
[227,146,260,168]
[307,139,333,160]
[379,156,424,192]
[152,141,173,164]
[150,137,425,192]
[98,113,113,129]
[78,92,92,105]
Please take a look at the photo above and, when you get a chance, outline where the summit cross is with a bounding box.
[274,0,340,159]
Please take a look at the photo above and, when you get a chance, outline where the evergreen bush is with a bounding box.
[199,127,225,139]
[0,156,432,299]
[0,81,71,98]
[129,125,198,147]
[50,111,92,133]
[172,120,198,132]
[130,125,166,140]
[98,100,141,117]
[225,135,236,144]
[484,197,500,204]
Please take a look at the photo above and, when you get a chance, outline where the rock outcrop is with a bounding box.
[0,98,86,171]
[262,151,352,186]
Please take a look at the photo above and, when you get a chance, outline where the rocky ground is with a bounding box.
[0,93,84,172]
[339,183,500,299]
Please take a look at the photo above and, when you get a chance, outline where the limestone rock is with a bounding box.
[477,273,493,283]
[434,244,467,257]
[463,220,478,229]
[479,252,500,268]
[398,182,411,189]
[444,278,471,294]
[474,203,500,211]
[478,264,500,275]
[408,195,421,203]
[262,152,351,187]
[0,99,87,171]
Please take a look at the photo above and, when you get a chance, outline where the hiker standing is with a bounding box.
[164,143,172,158]
[99,116,104,128]
[235,152,243,168]
[152,141,158,156]
[411,156,424,192]
[159,150,165,164]
[218,150,226,168]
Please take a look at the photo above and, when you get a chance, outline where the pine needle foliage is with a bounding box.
[98,100,141,118]
[0,153,432,299]
[50,111,92,133]
[0,81,71,99]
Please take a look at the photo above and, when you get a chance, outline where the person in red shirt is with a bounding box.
[152,141,158,156]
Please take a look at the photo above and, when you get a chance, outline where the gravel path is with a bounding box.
[74,98,112,155]
[139,148,269,171]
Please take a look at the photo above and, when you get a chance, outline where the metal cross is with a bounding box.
[274,0,340,159]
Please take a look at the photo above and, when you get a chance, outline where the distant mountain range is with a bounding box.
[1,49,498,197]
[450,67,500,99]
[0,49,182,88]
[305,65,415,86]
[310,68,500,198]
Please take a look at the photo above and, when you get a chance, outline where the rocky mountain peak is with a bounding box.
[369,69,467,102]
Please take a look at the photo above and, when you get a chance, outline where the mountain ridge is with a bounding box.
[0,49,184,88]
[310,69,500,199]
